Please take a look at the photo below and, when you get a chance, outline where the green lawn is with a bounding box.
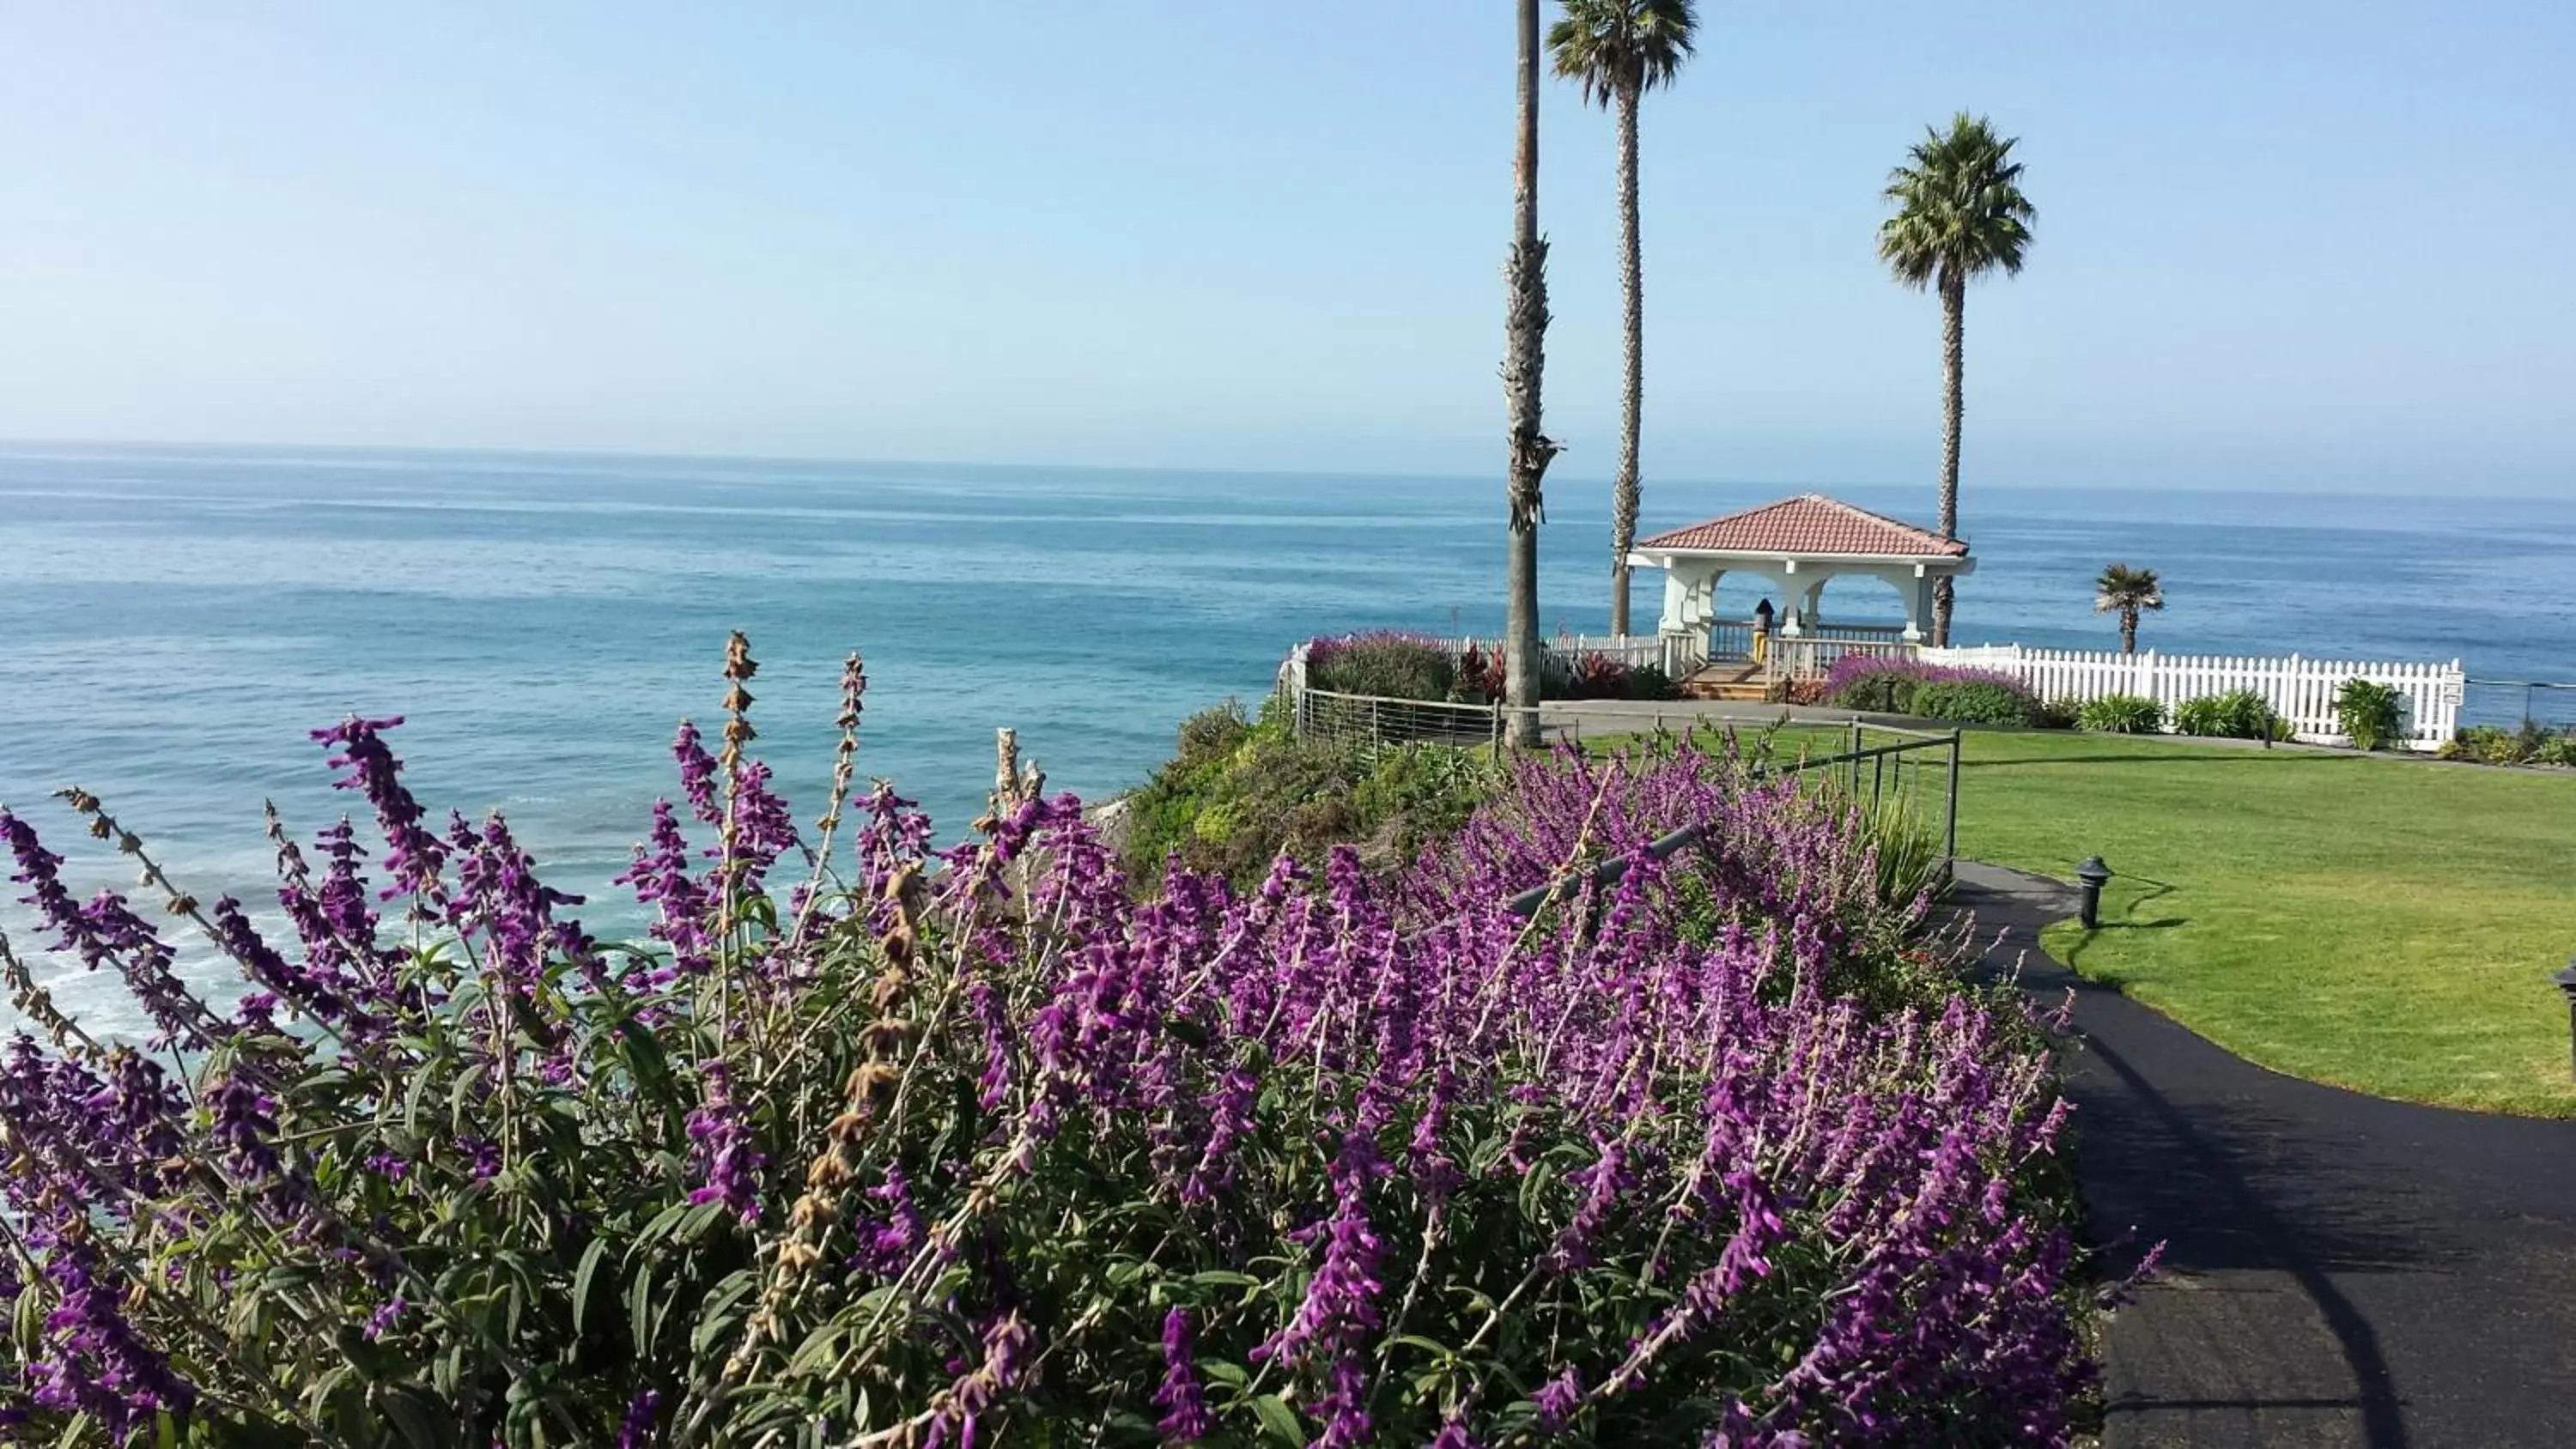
[1945,731,2576,1117]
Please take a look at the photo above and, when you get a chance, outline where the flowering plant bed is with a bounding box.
[3,638,2096,1446]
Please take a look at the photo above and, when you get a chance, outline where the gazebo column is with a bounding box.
[1899,567,1935,644]
[1776,564,1833,637]
[1657,567,1692,635]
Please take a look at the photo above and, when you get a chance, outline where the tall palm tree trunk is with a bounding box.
[1502,0,1554,748]
[2121,610,2138,654]
[1608,83,1643,640]
[1933,269,1965,646]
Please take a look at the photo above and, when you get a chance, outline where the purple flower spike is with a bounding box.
[312,714,449,907]
[683,1062,764,1226]
[618,1388,662,1447]
[1152,1308,1213,1440]
[672,720,720,826]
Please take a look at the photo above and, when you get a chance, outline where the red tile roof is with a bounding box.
[1637,494,1966,557]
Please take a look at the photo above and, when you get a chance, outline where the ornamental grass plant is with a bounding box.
[2,638,2105,1446]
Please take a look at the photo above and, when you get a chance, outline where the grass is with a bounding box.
[1583,719,2576,1113]
[1946,730,2576,1117]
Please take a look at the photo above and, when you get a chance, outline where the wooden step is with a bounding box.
[1680,664,1775,703]
[1684,682,1777,703]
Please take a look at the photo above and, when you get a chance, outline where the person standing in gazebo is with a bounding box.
[1752,597,1775,666]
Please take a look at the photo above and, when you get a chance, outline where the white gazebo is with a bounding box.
[1626,494,1974,678]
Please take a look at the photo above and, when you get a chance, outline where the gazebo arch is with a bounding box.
[1625,494,1973,685]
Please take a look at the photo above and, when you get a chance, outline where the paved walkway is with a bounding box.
[1951,862,2576,1448]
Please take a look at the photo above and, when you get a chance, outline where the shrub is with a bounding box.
[2172,688,2287,742]
[1623,662,1682,701]
[1308,632,1454,701]
[1852,789,1945,907]
[2439,723,2576,767]
[1910,678,2042,726]
[1453,640,1507,703]
[2078,694,2166,733]
[2334,677,2407,752]
[0,641,2102,1446]
[1829,666,1921,714]
[1819,653,1937,702]
[2440,723,2528,764]
[1822,658,2032,720]
[1566,651,1633,700]
[1126,705,1490,888]
[2034,697,2081,731]
[1175,697,1254,764]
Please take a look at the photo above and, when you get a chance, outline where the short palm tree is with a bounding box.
[2095,563,2164,654]
[1878,113,2036,646]
[1548,0,1698,639]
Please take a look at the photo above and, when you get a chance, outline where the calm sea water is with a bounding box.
[3,444,2571,1032]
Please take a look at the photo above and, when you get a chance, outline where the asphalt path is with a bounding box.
[1953,861,2576,1448]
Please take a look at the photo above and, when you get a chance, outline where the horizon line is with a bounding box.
[0,433,2562,506]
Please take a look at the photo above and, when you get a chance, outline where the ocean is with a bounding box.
[3,443,2571,1033]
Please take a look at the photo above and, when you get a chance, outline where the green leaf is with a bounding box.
[1249,1395,1304,1446]
[676,1198,730,1245]
[1384,1332,1456,1362]
[377,1385,454,1449]
[571,1238,610,1339]
[1517,1156,1558,1224]
[787,1324,849,1378]
[618,1018,676,1106]
[635,1200,694,1251]
[628,1258,658,1354]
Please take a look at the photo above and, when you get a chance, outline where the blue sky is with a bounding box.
[2,2,2569,494]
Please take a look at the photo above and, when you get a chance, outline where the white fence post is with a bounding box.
[1905,640,2460,749]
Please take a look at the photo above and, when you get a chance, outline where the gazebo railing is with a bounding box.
[1767,635,1917,682]
[1704,620,1912,665]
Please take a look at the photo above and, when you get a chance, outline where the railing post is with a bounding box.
[1945,729,1962,867]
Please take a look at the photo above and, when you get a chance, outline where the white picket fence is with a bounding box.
[1920,645,2465,749]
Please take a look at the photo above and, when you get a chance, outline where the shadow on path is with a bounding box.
[1953,862,2576,1448]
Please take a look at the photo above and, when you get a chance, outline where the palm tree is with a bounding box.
[1502,0,1561,747]
[1878,112,2037,646]
[1548,0,1697,639]
[2095,563,2163,654]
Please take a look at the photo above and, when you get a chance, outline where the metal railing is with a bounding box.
[1499,719,1963,916]
[1295,688,1506,750]
[2463,679,2576,732]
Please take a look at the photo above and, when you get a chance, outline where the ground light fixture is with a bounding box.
[2555,961,2576,1081]
[2075,855,2113,931]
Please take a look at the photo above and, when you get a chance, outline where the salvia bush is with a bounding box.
[2,636,2100,1446]
[1820,659,2032,721]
